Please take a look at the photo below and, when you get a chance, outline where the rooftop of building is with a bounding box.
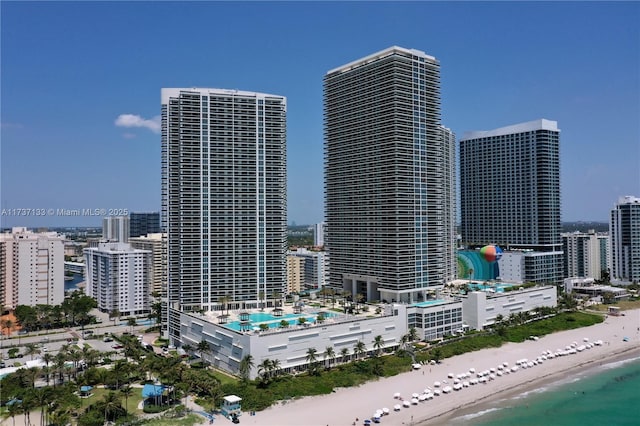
[460,119,559,141]
[161,88,285,104]
[326,45,437,76]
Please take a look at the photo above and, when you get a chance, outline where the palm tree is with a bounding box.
[340,347,350,364]
[239,355,254,382]
[407,327,419,342]
[1,318,14,339]
[305,347,318,366]
[126,317,137,334]
[120,385,133,416]
[279,319,289,329]
[324,346,335,369]
[372,335,384,356]
[197,340,210,365]
[270,359,281,378]
[353,341,366,360]
[6,400,21,426]
[257,359,274,384]
[102,391,123,423]
[24,342,41,360]
[258,290,265,311]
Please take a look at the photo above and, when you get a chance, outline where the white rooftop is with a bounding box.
[461,119,559,141]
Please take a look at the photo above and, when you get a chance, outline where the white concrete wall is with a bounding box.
[462,286,557,330]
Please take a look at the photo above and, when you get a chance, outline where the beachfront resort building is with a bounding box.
[84,241,151,316]
[162,88,288,342]
[0,227,65,309]
[562,230,608,280]
[324,46,456,304]
[459,119,563,285]
[609,196,640,284]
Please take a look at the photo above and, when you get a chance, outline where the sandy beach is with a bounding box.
[238,309,640,426]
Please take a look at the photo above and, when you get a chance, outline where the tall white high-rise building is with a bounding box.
[162,88,287,340]
[84,241,151,316]
[610,196,640,283]
[324,46,455,303]
[102,216,130,243]
[0,227,65,308]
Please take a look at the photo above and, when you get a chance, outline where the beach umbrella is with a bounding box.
[393,392,401,399]
[433,389,441,396]
[411,398,419,405]
[434,381,441,387]
[382,408,389,415]
[412,392,420,398]
[453,378,460,384]
[469,367,476,374]
[424,388,431,393]
[394,404,401,411]
[497,371,503,377]
[448,372,454,378]
[418,394,426,401]
[443,386,452,393]
[403,400,411,407]
[463,381,470,387]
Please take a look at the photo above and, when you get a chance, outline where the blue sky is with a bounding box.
[1,1,639,227]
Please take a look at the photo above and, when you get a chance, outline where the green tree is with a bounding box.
[239,354,254,382]
[24,342,41,360]
[197,340,211,365]
[323,346,335,369]
[340,347,350,364]
[353,341,366,360]
[126,317,137,334]
[120,385,133,416]
[109,309,120,326]
[372,335,384,356]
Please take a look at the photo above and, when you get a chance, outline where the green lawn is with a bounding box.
[82,385,145,414]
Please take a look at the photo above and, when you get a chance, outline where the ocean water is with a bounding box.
[448,356,640,426]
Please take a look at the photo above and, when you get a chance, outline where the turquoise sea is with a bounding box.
[447,356,640,426]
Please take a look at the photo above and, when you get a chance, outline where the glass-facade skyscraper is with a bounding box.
[460,119,563,284]
[161,88,287,340]
[324,46,454,304]
[129,212,160,238]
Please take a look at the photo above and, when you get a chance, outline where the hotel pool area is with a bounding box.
[223,311,336,332]
[412,300,445,307]
[468,282,516,293]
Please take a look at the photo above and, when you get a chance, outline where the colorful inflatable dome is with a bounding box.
[480,245,503,263]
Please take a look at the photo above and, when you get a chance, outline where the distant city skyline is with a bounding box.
[1,2,639,227]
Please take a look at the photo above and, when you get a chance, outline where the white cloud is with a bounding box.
[0,122,24,129]
[114,114,160,134]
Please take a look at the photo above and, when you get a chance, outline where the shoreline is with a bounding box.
[242,309,640,426]
[426,345,640,425]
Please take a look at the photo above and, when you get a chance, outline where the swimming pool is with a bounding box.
[119,318,157,326]
[412,300,445,307]
[224,311,336,332]
[468,282,515,293]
